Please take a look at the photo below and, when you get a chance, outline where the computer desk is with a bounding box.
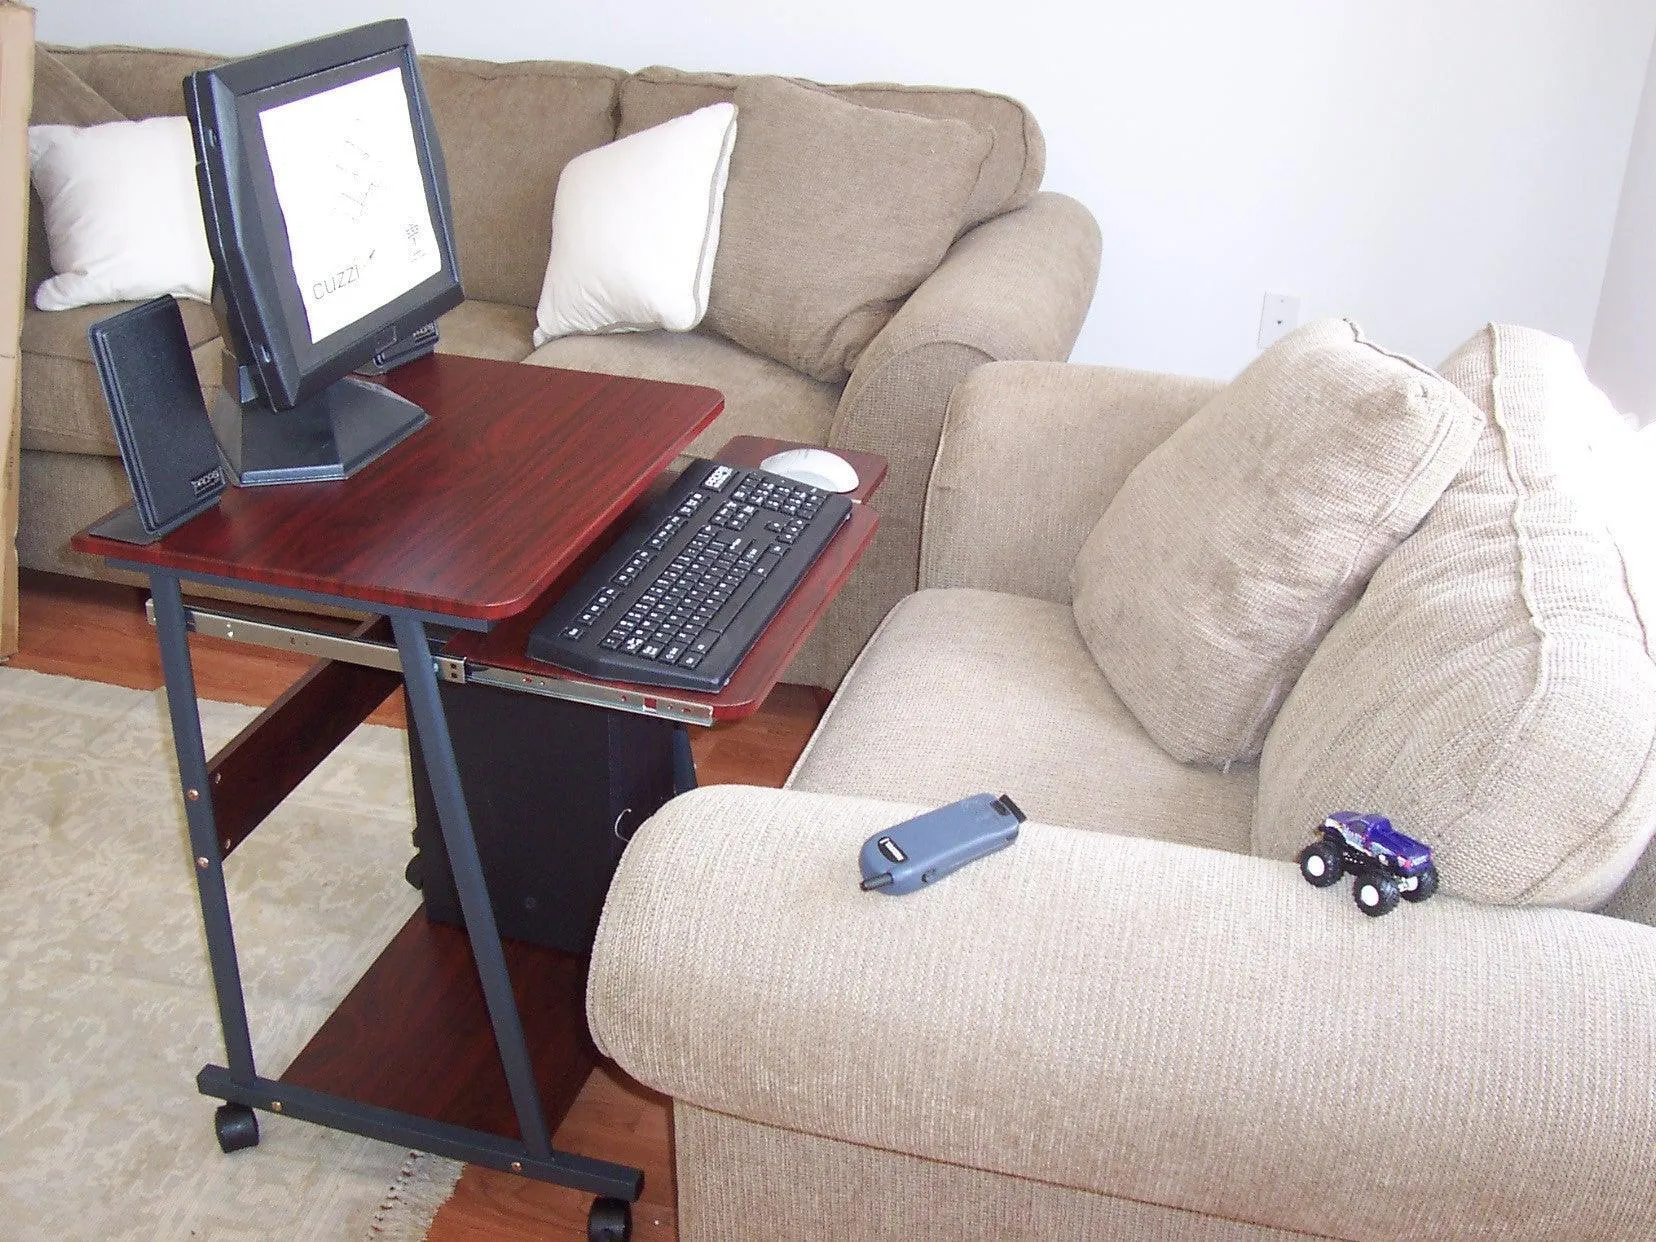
[70,354,880,1223]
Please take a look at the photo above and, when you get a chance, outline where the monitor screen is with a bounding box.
[259,65,443,346]
[185,21,464,484]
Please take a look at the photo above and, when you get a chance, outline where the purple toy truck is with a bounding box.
[1297,811,1438,917]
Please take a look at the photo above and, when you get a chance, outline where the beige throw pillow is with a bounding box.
[1254,325,1656,908]
[1070,319,1485,765]
[705,75,990,384]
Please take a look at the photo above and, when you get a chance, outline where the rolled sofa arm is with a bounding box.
[800,192,1099,682]
[589,784,1656,1242]
[922,360,1223,600]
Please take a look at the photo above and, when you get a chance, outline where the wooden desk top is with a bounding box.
[71,356,724,623]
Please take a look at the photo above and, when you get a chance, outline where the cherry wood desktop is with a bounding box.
[70,354,882,1223]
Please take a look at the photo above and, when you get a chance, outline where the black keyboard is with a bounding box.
[527,458,854,692]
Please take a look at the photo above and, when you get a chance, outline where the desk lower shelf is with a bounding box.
[280,913,594,1140]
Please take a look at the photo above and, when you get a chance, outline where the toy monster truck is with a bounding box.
[1297,811,1438,917]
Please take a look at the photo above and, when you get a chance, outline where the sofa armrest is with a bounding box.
[590,784,1656,1241]
[921,359,1222,600]
[805,193,1099,676]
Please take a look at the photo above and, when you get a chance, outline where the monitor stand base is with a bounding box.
[211,374,430,487]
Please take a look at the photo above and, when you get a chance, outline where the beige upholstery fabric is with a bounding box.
[43,45,218,119]
[924,360,1224,601]
[1606,846,1656,926]
[419,57,621,309]
[786,193,1101,688]
[590,784,1656,1242]
[19,297,220,455]
[705,76,991,384]
[675,1107,1319,1242]
[790,588,1256,851]
[0,5,31,658]
[1256,325,1656,908]
[29,47,119,123]
[617,65,1044,230]
[525,327,838,457]
[17,445,131,576]
[1072,319,1484,766]
[434,299,536,362]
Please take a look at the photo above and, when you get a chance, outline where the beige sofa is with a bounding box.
[587,324,1656,1239]
[22,44,1100,687]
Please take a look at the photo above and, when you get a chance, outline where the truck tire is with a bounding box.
[1402,862,1439,903]
[1297,840,1344,888]
[1353,872,1401,917]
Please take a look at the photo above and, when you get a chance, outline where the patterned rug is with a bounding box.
[0,667,462,1240]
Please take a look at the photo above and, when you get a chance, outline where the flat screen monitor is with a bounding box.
[184,20,464,484]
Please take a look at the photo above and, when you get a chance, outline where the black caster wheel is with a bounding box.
[214,1102,260,1153]
[587,1196,631,1241]
[404,851,424,890]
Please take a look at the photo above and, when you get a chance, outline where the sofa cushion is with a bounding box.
[525,327,838,458]
[703,76,990,386]
[1071,319,1484,766]
[419,56,621,310]
[1255,325,1656,909]
[434,300,536,363]
[618,65,1043,230]
[19,297,220,456]
[789,588,1257,853]
[42,45,220,120]
[532,103,737,345]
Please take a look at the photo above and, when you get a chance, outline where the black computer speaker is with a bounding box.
[86,294,226,544]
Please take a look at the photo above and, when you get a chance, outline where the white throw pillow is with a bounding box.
[532,102,737,347]
[28,116,214,312]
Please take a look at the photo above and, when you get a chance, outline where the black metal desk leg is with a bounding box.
[150,574,257,1082]
[390,612,553,1157]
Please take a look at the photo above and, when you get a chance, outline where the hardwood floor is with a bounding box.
[9,568,824,1242]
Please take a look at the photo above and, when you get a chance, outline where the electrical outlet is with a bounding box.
[1258,292,1301,349]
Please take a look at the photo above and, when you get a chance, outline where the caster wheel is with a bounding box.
[214,1102,260,1153]
[588,1196,632,1241]
[404,852,424,890]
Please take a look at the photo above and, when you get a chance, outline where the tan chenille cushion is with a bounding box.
[705,76,990,384]
[419,57,622,309]
[1255,325,1656,909]
[1071,319,1485,765]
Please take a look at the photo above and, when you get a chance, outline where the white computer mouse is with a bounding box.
[759,447,860,494]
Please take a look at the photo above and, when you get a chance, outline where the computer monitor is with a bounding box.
[184,19,464,485]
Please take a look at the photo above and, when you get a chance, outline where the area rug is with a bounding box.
[0,667,463,1240]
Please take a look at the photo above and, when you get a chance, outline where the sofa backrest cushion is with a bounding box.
[44,45,220,119]
[617,64,1043,231]
[1254,325,1656,909]
[1070,319,1484,766]
[702,75,991,385]
[418,57,621,309]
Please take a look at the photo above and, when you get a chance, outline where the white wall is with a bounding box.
[1590,30,1656,425]
[35,0,1656,380]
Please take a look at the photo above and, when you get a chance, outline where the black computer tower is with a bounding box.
[407,679,678,955]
